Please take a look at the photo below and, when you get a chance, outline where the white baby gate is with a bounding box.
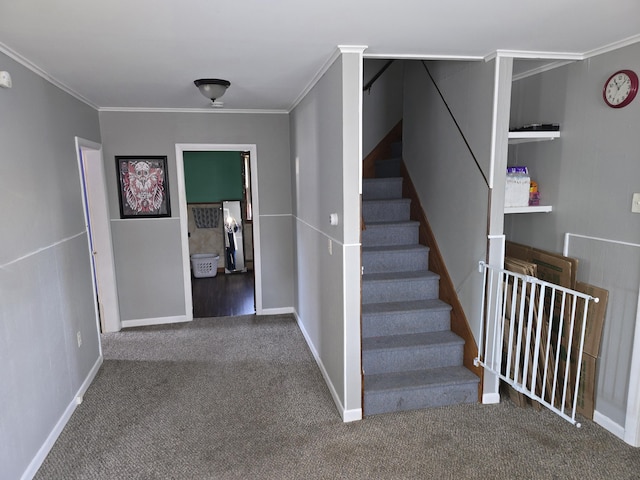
[476,262,599,426]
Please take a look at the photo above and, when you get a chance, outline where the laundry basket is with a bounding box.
[191,253,219,278]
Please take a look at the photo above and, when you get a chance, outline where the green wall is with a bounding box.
[184,151,243,202]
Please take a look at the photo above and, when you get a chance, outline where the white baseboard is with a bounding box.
[593,410,626,442]
[482,392,501,404]
[342,408,363,422]
[257,306,295,315]
[293,312,353,422]
[22,355,103,480]
[121,314,191,329]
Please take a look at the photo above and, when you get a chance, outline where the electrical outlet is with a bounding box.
[328,238,332,255]
[77,331,82,347]
[632,193,640,213]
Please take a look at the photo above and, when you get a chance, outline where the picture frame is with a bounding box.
[116,155,171,218]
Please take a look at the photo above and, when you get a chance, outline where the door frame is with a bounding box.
[75,137,121,333]
[175,143,262,315]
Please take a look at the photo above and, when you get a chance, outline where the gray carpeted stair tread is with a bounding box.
[362,298,450,315]
[362,198,411,223]
[362,198,411,206]
[362,330,463,351]
[362,244,430,273]
[364,366,479,392]
[362,177,403,201]
[363,220,419,228]
[362,270,439,283]
[362,244,429,254]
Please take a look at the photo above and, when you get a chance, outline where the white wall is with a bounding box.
[506,42,640,430]
[0,52,102,479]
[402,59,495,340]
[99,111,294,320]
[362,59,404,157]
[290,49,363,420]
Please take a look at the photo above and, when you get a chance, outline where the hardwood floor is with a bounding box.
[191,270,255,318]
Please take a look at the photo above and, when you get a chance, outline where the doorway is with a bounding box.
[175,143,263,318]
[75,137,121,333]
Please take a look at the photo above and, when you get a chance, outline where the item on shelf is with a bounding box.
[510,123,560,132]
[529,181,540,206]
[505,166,530,208]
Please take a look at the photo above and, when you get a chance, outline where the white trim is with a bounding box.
[563,233,640,254]
[337,45,368,54]
[260,213,291,218]
[482,392,501,404]
[488,58,501,190]
[288,47,344,112]
[294,312,357,422]
[563,232,640,444]
[21,355,103,480]
[583,34,640,60]
[294,216,344,245]
[489,50,584,61]
[512,60,576,81]
[175,143,263,315]
[593,410,626,441]
[259,307,295,315]
[0,231,85,269]
[364,53,483,61]
[0,41,98,110]
[75,137,122,334]
[99,107,287,115]
[624,282,640,447]
[342,408,363,422]
[121,315,190,329]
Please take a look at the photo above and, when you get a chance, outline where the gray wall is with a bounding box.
[506,43,640,427]
[363,59,404,157]
[402,59,495,340]
[290,51,363,418]
[0,52,102,479]
[99,111,294,319]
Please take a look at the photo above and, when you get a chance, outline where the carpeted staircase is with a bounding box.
[361,149,479,415]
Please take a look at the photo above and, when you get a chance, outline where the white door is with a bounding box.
[75,137,121,333]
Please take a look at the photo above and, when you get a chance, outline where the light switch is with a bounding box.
[633,193,640,214]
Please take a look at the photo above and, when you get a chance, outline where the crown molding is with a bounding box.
[288,45,368,112]
[98,107,288,114]
[487,50,584,61]
[583,33,640,59]
[511,60,576,81]
[0,41,99,110]
[364,53,483,61]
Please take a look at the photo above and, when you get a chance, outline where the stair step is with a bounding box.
[362,331,464,375]
[362,270,440,304]
[362,198,411,223]
[362,244,429,274]
[364,366,479,415]
[362,299,451,337]
[362,177,403,201]
[361,221,419,247]
[375,157,402,178]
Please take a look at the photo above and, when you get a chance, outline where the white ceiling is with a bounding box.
[1,0,639,111]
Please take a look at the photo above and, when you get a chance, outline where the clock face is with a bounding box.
[603,70,638,108]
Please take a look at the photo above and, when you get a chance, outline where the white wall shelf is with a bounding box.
[508,131,560,144]
[504,205,553,214]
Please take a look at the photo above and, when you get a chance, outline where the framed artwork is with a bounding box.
[116,155,171,218]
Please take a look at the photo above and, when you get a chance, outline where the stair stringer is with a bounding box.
[399,160,483,400]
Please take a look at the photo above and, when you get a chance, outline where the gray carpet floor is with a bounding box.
[35,314,640,479]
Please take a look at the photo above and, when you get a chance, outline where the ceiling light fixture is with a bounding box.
[194,78,230,105]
